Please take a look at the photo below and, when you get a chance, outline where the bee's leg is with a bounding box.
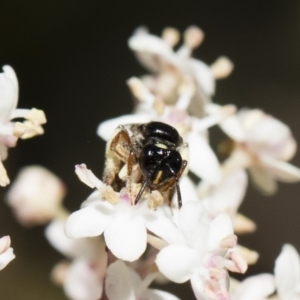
[126,150,138,202]
[102,128,131,185]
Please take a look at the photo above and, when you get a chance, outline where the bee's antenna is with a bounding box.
[175,178,182,208]
[135,180,148,205]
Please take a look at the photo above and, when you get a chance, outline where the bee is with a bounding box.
[102,121,188,208]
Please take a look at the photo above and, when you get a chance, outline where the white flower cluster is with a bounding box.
[0,65,47,272]
[4,26,300,300]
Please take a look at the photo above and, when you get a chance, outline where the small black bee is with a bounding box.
[103,121,188,208]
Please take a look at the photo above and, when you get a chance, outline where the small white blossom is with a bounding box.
[0,66,46,186]
[221,108,300,195]
[105,260,181,300]
[152,201,247,300]
[6,166,66,226]
[198,168,256,234]
[46,217,107,300]
[128,26,233,116]
[65,164,173,262]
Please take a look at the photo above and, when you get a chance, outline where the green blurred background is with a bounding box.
[0,0,300,299]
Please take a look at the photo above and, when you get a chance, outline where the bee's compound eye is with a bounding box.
[139,145,182,184]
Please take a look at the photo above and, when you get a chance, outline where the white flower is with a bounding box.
[128,26,233,116]
[63,258,105,300]
[65,164,171,262]
[6,166,66,226]
[46,217,107,300]
[274,244,300,300]
[152,201,247,300]
[105,260,181,300]
[198,168,256,234]
[0,235,15,271]
[230,274,275,300]
[0,66,46,186]
[221,108,300,195]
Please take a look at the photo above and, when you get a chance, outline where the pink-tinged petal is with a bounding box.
[75,164,102,189]
[187,131,221,185]
[248,165,277,196]
[207,213,233,252]
[0,65,18,123]
[156,244,198,283]
[143,289,181,300]
[45,219,106,260]
[0,247,15,270]
[105,260,135,300]
[232,274,275,300]
[104,213,147,262]
[225,252,247,274]
[178,201,209,249]
[64,259,103,300]
[144,212,186,245]
[97,114,152,141]
[259,155,300,183]
[202,168,248,215]
[65,203,114,238]
[242,111,296,161]
[188,59,215,96]
[274,244,300,300]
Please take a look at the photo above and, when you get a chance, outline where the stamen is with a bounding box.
[162,27,180,48]
[210,57,234,79]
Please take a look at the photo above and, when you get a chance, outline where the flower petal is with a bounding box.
[207,213,233,252]
[202,168,248,215]
[128,29,174,72]
[105,260,135,300]
[75,164,102,189]
[248,165,277,196]
[45,219,106,259]
[145,212,186,245]
[188,58,215,96]
[0,65,18,123]
[220,115,246,142]
[0,236,11,255]
[0,160,9,186]
[178,201,209,249]
[156,244,198,283]
[65,202,114,238]
[259,155,300,183]
[274,244,300,300]
[232,273,275,300]
[187,131,221,185]
[64,258,103,300]
[104,213,147,261]
[0,247,15,270]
